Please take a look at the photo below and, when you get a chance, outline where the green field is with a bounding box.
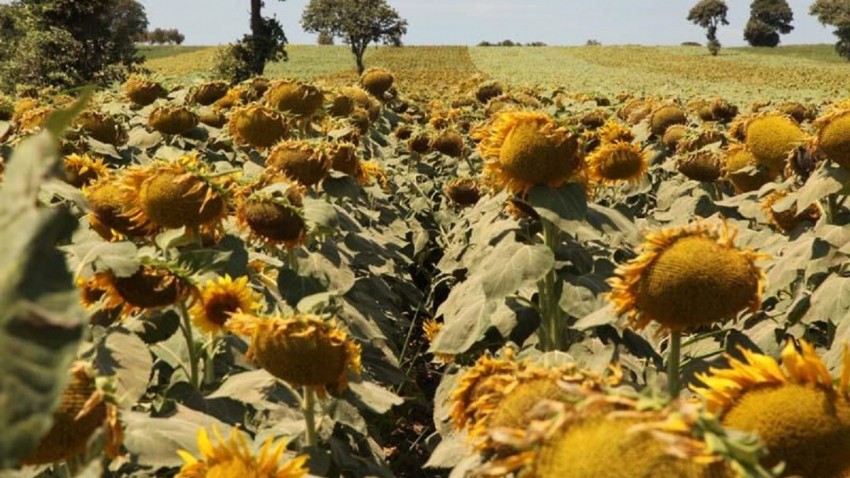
[142,43,850,103]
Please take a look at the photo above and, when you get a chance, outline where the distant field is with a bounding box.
[141,44,850,103]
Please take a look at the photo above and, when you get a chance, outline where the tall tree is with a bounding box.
[246,0,288,76]
[811,0,850,60]
[301,0,408,74]
[745,0,794,47]
[687,0,730,56]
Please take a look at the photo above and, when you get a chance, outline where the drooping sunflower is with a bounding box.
[694,340,850,478]
[328,141,367,183]
[190,275,263,336]
[586,141,648,185]
[422,319,454,364]
[228,103,289,149]
[744,113,808,176]
[360,68,395,99]
[148,105,199,136]
[450,349,524,434]
[16,106,54,133]
[236,178,308,250]
[677,149,724,183]
[608,221,766,332]
[724,144,774,194]
[188,81,230,106]
[124,75,167,106]
[120,153,229,236]
[649,104,688,136]
[662,124,688,150]
[431,129,466,158]
[90,264,192,318]
[266,140,332,187]
[63,153,109,188]
[176,427,308,478]
[74,111,127,146]
[814,109,850,170]
[443,177,482,208]
[597,119,635,145]
[478,111,582,195]
[20,362,122,466]
[83,176,147,241]
[264,80,324,118]
[226,313,362,397]
[761,189,821,234]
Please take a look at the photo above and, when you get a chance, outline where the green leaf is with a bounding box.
[64,240,140,278]
[794,164,850,211]
[347,381,403,414]
[95,327,154,407]
[527,183,588,233]
[0,130,84,466]
[805,274,850,325]
[478,241,554,300]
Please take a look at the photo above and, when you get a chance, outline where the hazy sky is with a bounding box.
[9,0,836,46]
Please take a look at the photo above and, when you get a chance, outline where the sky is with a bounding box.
[4,0,839,46]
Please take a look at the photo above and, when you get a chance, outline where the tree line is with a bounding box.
[688,0,850,58]
[135,28,185,46]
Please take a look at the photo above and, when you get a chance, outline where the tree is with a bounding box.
[317,30,334,45]
[215,0,288,82]
[811,0,850,60]
[301,0,408,74]
[745,0,793,46]
[687,0,729,56]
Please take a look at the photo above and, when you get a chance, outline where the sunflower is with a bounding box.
[120,153,228,236]
[83,176,147,241]
[264,80,324,118]
[16,106,54,133]
[431,129,466,158]
[266,140,332,187]
[359,160,390,190]
[176,427,308,478]
[475,81,504,104]
[662,124,688,150]
[597,119,635,145]
[422,318,454,364]
[124,75,167,106]
[226,313,362,397]
[74,111,127,146]
[724,144,774,193]
[744,113,808,176]
[693,340,850,478]
[761,189,821,233]
[63,153,108,188]
[677,149,723,183]
[90,264,191,318]
[236,179,308,250]
[479,111,582,195]
[478,390,768,478]
[360,68,394,98]
[814,109,850,169]
[649,104,688,136]
[586,141,648,185]
[190,275,263,335]
[228,103,289,149]
[20,362,122,466]
[329,142,365,182]
[148,105,199,136]
[608,221,766,332]
[443,177,482,208]
[450,349,524,434]
[189,81,230,106]
[408,132,432,154]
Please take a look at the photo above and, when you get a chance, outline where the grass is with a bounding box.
[731,43,848,64]
[137,45,209,61]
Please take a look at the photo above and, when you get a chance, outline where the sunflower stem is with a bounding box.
[667,330,682,399]
[178,302,200,389]
[826,194,838,225]
[537,219,562,352]
[202,337,219,388]
[302,386,319,447]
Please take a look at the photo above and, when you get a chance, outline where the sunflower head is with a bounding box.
[408,132,432,154]
[266,140,332,186]
[662,124,688,150]
[91,264,190,318]
[597,119,635,144]
[190,275,262,336]
[814,109,850,170]
[339,86,381,120]
[176,426,308,478]
[213,86,252,110]
[329,142,362,179]
[11,97,37,122]
[608,221,766,332]
[450,350,523,433]
[228,103,289,149]
[124,75,167,106]
[677,149,723,183]
[360,68,395,98]
[83,177,146,241]
[422,319,454,364]
[709,97,739,123]
[264,80,324,117]
[724,144,774,193]
[189,81,230,106]
[676,128,725,155]
[121,154,228,234]
[74,111,127,146]
[587,141,648,185]
[744,113,807,175]
[431,129,466,158]
[761,189,821,233]
[649,104,687,136]
[777,101,812,123]
[475,81,503,104]
[16,106,54,133]
[694,341,850,478]
[227,313,362,396]
[444,177,482,208]
[328,92,355,117]
[479,111,582,195]
[198,108,228,128]
[236,179,307,249]
[20,362,120,465]
[63,153,108,188]
[148,105,199,136]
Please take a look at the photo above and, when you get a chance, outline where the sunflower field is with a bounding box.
[2,45,850,478]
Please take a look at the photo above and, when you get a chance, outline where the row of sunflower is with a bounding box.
[2,57,850,478]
